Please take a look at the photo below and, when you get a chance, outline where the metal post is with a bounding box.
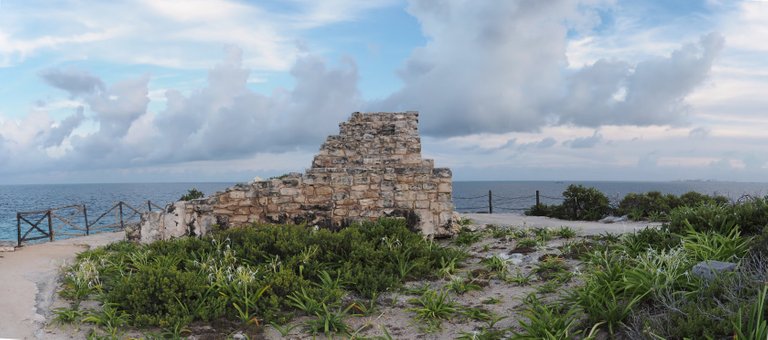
[47,211,54,242]
[147,200,152,212]
[488,190,493,214]
[536,190,540,208]
[17,213,21,247]
[83,205,90,236]
[119,202,125,230]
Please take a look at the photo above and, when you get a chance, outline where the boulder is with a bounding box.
[691,260,737,281]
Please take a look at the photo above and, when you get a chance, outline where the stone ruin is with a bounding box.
[129,111,457,243]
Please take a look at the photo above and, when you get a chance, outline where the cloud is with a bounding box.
[40,69,105,97]
[689,127,710,138]
[375,1,723,137]
[558,33,725,127]
[6,48,361,175]
[43,107,85,147]
[565,131,603,148]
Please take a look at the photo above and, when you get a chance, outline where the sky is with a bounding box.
[0,0,767,184]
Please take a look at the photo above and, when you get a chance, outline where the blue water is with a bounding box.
[0,183,233,242]
[2,180,768,242]
[452,181,768,213]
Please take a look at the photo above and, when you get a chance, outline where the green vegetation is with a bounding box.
[54,195,768,338]
[526,184,610,221]
[56,218,463,336]
[179,188,205,201]
[514,199,768,339]
[525,185,737,222]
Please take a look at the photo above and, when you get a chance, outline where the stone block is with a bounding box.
[438,183,452,193]
[229,191,246,200]
[415,200,430,209]
[280,188,301,196]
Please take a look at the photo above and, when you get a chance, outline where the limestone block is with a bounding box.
[229,191,246,200]
[315,186,333,196]
[415,200,430,209]
[213,208,233,215]
[230,215,248,224]
[280,188,301,196]
[438,183,452,193]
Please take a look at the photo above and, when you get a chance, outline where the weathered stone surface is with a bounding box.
[691,260,738,281]
[133,112,456,242]
[0,241,16,252]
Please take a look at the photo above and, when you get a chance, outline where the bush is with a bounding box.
[179,188,205,201]
[668,197,768,235]
[617,191,729,221]
[60,218,464,332]
[525,185,610,221]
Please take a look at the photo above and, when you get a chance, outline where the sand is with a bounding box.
[462,213,661,235]
[0,232,124,340]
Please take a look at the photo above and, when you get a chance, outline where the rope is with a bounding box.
[540,195,564,200]
[492,195,536,201]
[453,194,488,200]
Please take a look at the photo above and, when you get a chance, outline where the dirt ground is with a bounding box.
[0,232,124,340]
[1,214,659,339]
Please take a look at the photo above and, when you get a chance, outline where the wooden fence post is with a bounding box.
[119,202,125,230]
[47,211,54,242]
[17,213,21,247]
[536,190,540,208]
[488,190,493,214]
[83,205,90,236]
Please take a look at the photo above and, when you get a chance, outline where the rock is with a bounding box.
[0,241,16,252]
[599,215,628,223]
[691,260,737,281]
[507,253,524,265]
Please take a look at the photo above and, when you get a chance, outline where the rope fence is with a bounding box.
[453,190,624,214]
[452,190,563,214]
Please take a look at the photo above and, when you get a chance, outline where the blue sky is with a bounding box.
[0,0,767,184]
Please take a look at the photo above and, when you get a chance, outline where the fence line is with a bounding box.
[16,200,163,247]
[453,190,561,214]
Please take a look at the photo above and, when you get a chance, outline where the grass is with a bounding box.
[408,289,457,331]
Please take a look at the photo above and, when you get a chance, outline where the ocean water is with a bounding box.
[0,183,233,243]
[452,181,768,213]
[2,180,768,242]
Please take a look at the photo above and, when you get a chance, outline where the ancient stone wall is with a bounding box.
[130,112,456,243]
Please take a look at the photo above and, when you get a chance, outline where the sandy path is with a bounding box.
[0,232,124,340]
[461,212,661,235]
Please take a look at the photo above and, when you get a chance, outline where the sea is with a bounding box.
[2,180,768,243]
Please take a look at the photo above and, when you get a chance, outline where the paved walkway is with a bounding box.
[0,232,124,339]
[462,213,661,235]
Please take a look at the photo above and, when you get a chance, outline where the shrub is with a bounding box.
[179,188,205,201]
[668,197,768,235]
[525,185,610,221]
[105,266,208,327]
[60,218,464,332]
[668,203,736,234]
